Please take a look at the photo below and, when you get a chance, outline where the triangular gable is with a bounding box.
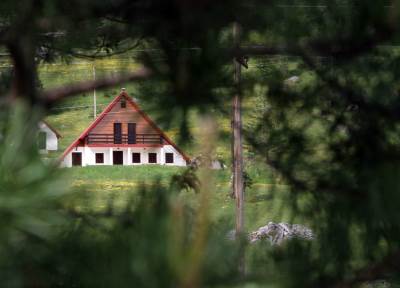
[41,120,62,138]
[60,91,190,162]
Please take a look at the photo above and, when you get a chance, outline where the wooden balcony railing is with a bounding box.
[86,133,163,144]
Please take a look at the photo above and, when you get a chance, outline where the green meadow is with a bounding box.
[63,165,291,232]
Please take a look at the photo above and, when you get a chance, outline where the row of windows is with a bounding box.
[95,152,174,164]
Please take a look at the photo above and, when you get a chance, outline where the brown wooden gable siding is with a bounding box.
[90,98,160,136]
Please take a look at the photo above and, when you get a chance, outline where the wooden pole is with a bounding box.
[233,21,245,276]
[93,63,97,119]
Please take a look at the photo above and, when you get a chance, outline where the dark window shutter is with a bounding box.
[128,123,136,144]
[95,153,104,163]
[113,151,123,165]
[165,153,174,163]
[72,152,82,166]
[132,153,141,163]
[114,123,122,144]
[148,153,157,163]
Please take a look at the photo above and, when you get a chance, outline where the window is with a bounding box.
[95,153,104,164]
[148,153,157,163]
[121,98,126,108]
[128,123,136,144]
[114,122,122,144]
[113,151,123,165]
[72,152,82,166]
[132,153,141,163]
[165,153,174,163]
[37,131,46,150]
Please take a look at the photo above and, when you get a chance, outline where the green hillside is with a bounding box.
[42,56,262,162]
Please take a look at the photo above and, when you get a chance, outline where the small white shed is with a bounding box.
[38,121,61,152]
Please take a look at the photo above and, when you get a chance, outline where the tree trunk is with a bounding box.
[232,21,245,276]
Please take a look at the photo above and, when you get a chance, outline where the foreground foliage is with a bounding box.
[1,0,400,287]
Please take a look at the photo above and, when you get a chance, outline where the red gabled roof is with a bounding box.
[60,91,190,162]
[41,120,62,138]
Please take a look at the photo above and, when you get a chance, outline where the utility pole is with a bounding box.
[233,21,245,276]
[93,63,97,119]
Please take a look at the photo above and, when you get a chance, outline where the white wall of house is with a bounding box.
[61,146,84,167]
[62,145,187,167]
[163,145,187,166]
[38,122,58,152]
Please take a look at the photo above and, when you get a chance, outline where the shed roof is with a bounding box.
[41,120,62,138]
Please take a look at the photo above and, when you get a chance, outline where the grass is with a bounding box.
[60,165,292,232]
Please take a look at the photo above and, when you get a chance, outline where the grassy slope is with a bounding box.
[40,56,294,232]
[64,166,290,231]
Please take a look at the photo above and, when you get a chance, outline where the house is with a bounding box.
[60,90,190,167]
[38,120,61,152]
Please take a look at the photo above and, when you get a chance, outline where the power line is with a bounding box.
[51,103,108,110]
